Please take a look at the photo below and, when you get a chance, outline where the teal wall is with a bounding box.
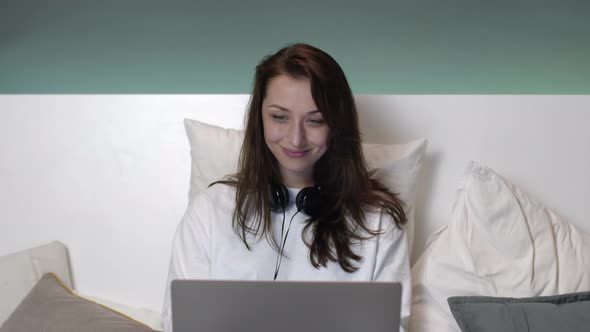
[1,0,589,94]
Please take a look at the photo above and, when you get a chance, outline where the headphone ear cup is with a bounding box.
[296,186,322,217]
[270,183,289,213]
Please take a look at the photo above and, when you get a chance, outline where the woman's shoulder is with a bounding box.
[361,207,406,238]
[362,187,407,231]
[203,182,236,199]
[187,182,237,214]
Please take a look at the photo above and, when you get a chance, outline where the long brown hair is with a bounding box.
[214,43,406,272]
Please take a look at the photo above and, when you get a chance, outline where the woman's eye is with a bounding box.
[308,118,325,125]
[271,115,288,121]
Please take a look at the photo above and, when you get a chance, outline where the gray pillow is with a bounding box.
[0,273,155,332]
[448,291,590,332]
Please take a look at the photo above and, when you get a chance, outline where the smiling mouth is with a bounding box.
[282,148,308,159]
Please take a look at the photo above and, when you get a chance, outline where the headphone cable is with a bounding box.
[273,209,286,280]
[273,210,301,280]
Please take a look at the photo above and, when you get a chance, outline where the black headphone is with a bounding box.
[269,183,323,218]
[270,183,323,280]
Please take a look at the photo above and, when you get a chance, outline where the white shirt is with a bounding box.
[162,184,411,332]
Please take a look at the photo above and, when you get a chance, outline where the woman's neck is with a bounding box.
[281,174,314,189]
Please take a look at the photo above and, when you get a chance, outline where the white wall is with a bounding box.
[1,95,589,312]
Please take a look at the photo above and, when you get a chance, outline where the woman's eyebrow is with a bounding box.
[267,104,320,114]
[267,104,290,111]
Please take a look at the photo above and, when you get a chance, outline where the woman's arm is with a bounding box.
[372,212,411,332]
[161,201,211,332]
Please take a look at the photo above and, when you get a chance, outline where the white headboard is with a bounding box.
[1,95,589,312]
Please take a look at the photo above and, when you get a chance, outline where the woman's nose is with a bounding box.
[288,121,306,147]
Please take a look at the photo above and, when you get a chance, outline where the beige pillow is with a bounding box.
[184,118,427,255]
[80,294,163,331]
[0,241,72,325]
[0,273,155,332]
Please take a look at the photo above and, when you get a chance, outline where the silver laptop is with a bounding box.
[171,280,402,332]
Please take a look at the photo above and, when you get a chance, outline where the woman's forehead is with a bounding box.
[262,75,318,113]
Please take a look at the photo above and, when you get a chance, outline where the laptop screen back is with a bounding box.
[171,280,401,332]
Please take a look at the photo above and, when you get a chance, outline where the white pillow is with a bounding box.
[0,241,72,325]
[184,118,427,256]
[409,161,590,332]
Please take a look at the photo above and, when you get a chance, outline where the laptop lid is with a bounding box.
[171,280,401,332]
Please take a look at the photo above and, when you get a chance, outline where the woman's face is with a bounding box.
[261,75,329,188]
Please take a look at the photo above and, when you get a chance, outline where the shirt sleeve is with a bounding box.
[161,200,211,332]
[372,212,411,332]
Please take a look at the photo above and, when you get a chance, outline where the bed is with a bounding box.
[1,95,589,331]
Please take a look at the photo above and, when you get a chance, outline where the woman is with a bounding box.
[162,43,411,332]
